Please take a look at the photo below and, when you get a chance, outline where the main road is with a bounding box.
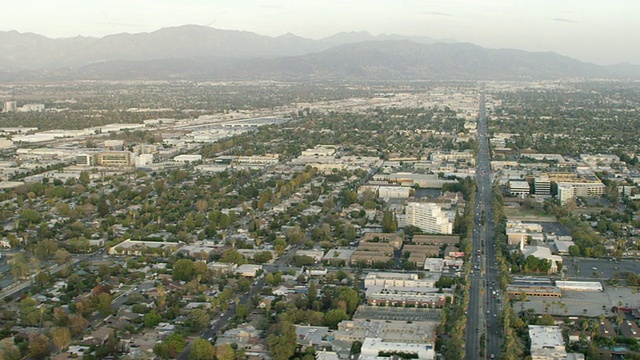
[465,94,502,359]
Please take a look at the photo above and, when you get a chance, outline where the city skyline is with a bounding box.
[0,0,638,66]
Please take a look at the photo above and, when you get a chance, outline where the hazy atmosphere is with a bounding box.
[1,0,638,65]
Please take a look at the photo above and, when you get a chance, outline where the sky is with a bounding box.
[1,0,638,65]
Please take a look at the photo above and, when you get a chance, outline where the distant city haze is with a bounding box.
[0,0,638,66]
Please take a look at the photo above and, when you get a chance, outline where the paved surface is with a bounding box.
[465,94,502,360]
[513,286,640,317]
[562,257,640,280]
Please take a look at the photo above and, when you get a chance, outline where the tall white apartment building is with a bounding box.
[405,202,453,234]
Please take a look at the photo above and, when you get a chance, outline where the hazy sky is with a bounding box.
[1,0,638,65]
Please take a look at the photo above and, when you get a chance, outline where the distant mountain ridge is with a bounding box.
[0,25,637,81]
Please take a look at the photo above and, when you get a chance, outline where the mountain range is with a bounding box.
[0,25,637,81]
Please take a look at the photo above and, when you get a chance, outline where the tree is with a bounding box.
[220,249,245,264]
[173,258,195,281]
[382,210,397,233]
[338,287,360,315]
[10,252,30,280]
[274,238,287,256]
[267,320,297,360]
[144,310,162,328]
[253,251,273,264]
[28,334,51,360]
[54,249,72,265]
[341,189,358,205]
[538,313,555,326]
[568,245,581,257]
[285,226,305,245]
[324,308,349,329]
[97,199,110,218]
[188,309,210,332]
[0,338,21,360]
[265,272,276,286]
[164,333,186,358]
[189,337,216,360]
[79,171,90,184]
[19,296,40,326]
[308,281,318,302]
[51,327,71,352]
[236,304,249,320]
[34,239,58,261]
[20,208,42,224]
[68,314,89,337]
[216,344,235,360]
[95,292,113,316]
[153,343,171,360]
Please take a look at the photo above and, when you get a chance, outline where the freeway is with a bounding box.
[465,94,502,359]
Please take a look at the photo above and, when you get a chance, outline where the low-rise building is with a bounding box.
[365,286,448,308]
[509,180,531,197]
[364,272,437,288]
[334,319,438,344]
[411,234,459,246]
[528,325,584,360]
[360,337,435,360]
[234,264,263,277]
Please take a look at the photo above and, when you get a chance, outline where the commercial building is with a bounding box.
[232,155,279,165]
[509,180,531,197]
[506,221,543,249]
[360,338,435,360]
[405,202,453,234]
[135,154,154,167]
[528,325,584,360]
[522,245,563,274]
[555,281,603,292]
[378,186,411,199]
[76,154,95,166]
[365,287,448,308]
[364,272,437,288]
[173,154,202,163]
[534,175,551,196]
[335,319,438,344]
[547,170,606,198]
[96,151,134,167]
[507,284,562,299]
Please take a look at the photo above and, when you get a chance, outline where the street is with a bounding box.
[465,94,502,359]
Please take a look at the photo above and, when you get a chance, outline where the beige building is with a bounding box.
[96,151,134,167]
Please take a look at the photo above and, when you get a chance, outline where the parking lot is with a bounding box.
[562,257,640,280]
[513,286,639,317]
[531,222,572,237]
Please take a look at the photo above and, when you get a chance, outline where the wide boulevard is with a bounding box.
[465,94,502,359]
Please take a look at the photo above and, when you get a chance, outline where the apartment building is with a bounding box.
[405,202,453,234]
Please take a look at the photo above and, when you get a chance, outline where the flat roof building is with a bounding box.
[360,337,435,360]
[405,202,453,235]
